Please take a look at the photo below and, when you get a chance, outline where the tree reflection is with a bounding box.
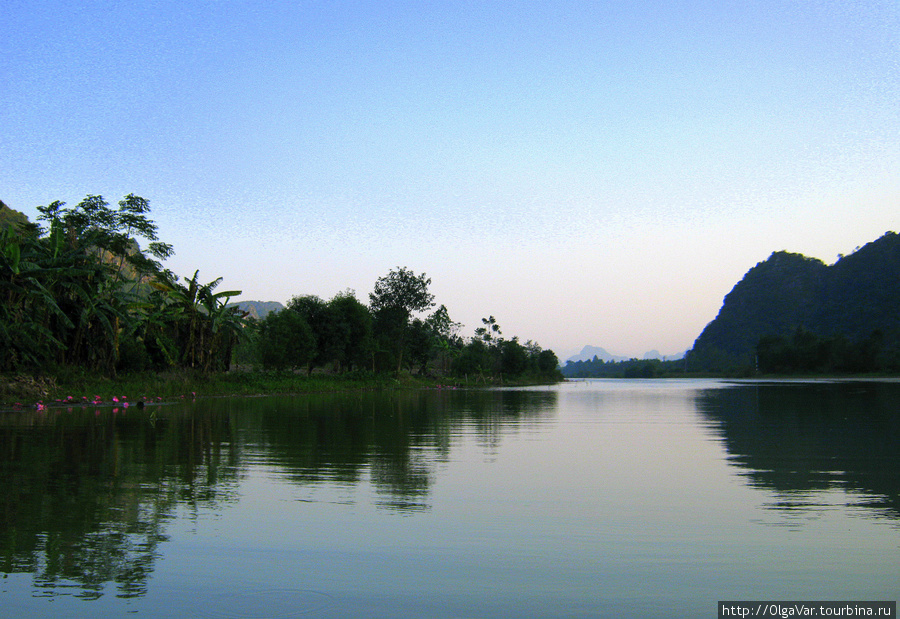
[696,381,900,520]
[0,388,557,598]
[224,388,557,512]
[0,406,240,598]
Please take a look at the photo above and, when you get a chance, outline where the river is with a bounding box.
[1,379,897,617]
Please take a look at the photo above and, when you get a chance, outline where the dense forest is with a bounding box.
[1,195,561,384]
[687,231,900,374]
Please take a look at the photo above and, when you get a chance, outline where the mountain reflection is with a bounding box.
[0,388,556,598]
[696,381,900,521]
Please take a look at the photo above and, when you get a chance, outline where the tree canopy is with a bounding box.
[369,267,434,318]
[1,194,246,375]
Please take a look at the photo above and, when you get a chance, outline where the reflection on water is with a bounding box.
[0,389,555,600]
[0,404,241,599]
[697,380,900,527]
[1,380,898,616]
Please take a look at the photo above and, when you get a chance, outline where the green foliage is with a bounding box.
[756,327,897,374]
[688,232,900,374]
[327,291,373,372]
[537,349,560,374]
[474,315,502,344]
[450,316,561,382]
[0,195,245,376]
[369,267,435,373]
[4,194,558,385]
[287,294,334,374]
[257,308,316,370]
[452,338,491,379]
[369,267,435,317]
[500,339,530,375]
[168,270,246,372]
[283,291,374,374]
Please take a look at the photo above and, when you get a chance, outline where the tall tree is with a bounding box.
[287,294,338,375]
[327,290,373,372]
[369,267,435,373]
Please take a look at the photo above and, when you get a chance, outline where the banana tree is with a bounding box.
[170,271,246,372]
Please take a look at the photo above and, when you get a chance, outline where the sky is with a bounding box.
[3,0,899,360]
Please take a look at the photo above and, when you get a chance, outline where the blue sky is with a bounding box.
[3,0,898,359]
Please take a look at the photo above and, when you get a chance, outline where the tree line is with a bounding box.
[1,194,561,382]
[561,356,685,379]
[247,270,561,381]
[756,327,900,375]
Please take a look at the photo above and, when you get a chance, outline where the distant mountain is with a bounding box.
[642,350,685,361]
[688,231,900,372]
[566,345,629,364]
[228,300,285,320]
[566,345,684,364]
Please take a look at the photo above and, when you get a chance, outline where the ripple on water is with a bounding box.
[198,588,335,618]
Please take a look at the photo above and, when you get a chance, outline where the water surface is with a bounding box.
[1,379,898,617]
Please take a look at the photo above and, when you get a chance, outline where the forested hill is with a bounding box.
[0,200,30,230]
[688,231,900,373]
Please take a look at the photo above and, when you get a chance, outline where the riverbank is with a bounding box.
[0,368,563,410]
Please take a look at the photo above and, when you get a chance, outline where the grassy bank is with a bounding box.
[0,368,563,409]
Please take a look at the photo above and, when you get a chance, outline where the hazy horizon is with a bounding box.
[3,1,898,359]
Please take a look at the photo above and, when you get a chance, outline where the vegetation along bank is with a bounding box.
[0,195,562,407]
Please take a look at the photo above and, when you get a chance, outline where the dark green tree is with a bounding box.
[287,295,338,375]
[327,290,373,372]
[451,338,493,381]
[536,349,560,374]
[369,267,435,373]
[257,308,315,371]
[425,304,463,374]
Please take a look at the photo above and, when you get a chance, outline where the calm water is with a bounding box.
[1,379,898,617]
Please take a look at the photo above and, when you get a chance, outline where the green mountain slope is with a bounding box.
[688,232,900,372]
[0,199,31,231]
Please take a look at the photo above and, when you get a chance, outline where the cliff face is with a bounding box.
[689,232,900,371]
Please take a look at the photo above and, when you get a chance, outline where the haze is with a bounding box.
[3,1,898,360]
